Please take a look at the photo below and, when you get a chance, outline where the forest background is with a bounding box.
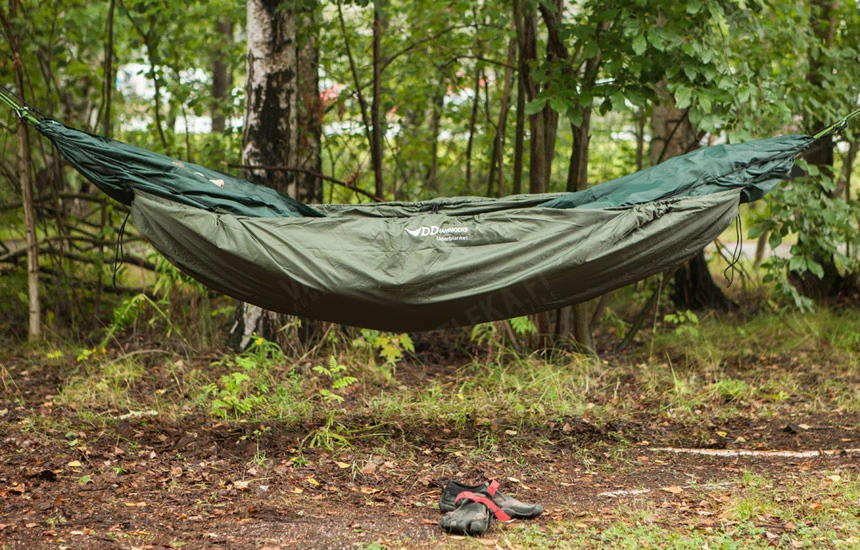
[0,0,860,547]
[0,0,858,346]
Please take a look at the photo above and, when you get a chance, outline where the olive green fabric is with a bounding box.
[35,119,814,331]
[134,188,735,331]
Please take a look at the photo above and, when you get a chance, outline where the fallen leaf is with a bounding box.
[125,502,147,507]
[67,460,81,468]
[336,462,350,469]
[360,487,380,494]
[360,462,377,475]
[826,475,841,483]
[507,477,520,484]
[420,518,437,526]
[661,486,684,495]
[306,477,320,486]
[765,531,778,540]
[233,480,250,490]
[291,487,303,494]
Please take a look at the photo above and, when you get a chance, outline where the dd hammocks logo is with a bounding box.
[405,225,469,242]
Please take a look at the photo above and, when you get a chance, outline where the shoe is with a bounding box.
[439,488,511,536]
[439,479,543,519]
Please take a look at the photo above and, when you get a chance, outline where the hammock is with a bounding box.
[8,92,853,331]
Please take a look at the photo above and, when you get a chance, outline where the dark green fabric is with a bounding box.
[36,120,321,218]
[36,120,814,331]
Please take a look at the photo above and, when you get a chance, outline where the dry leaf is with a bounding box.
[124,502,147,507]
[67,460,82,468]
[306,477,320,486]
[336,462,350,469]
[661,486,684,495]
[360,462,377,475]
[420,518,437,526]
[233,480,250,490]
[292,487,303,494]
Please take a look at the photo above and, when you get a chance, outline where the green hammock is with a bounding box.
[8,92,855,331]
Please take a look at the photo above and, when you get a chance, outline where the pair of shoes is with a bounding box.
[438,479,543,536]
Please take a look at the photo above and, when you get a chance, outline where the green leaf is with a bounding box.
[632,34,647,56]
[549,97,570,114]
[675,86,693,109]
[807,260,825,279]
[788,255,806,273]
[524,98,548,116]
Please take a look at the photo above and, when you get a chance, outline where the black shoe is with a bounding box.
[439,488,510,536]
[439,480,544,519]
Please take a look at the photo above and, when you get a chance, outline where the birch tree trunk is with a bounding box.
[7,1,41,341]
[230,0,320,349]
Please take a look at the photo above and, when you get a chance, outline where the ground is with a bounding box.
[1,336,859,549]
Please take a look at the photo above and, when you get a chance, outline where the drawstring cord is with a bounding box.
[112,210,131,289]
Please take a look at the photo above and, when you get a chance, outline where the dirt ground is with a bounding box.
[1,355,859,549]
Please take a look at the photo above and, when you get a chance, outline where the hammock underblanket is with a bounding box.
[35,120,814,331]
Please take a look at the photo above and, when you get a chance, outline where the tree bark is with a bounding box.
[211,19,232,135]
[4,0,41,341]
[487,35,515,198]
[650,93,733,311]
[231,0,321,349]
[791,0,846,298]
[371,0,385,199]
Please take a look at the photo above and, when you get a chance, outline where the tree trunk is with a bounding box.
[211,19,232,134]
[4,1,41,341]
[425,85,444,192]
[487,35,515,198]
[567,112,595,352]
[371,0,386,199]
[464,66,482,192]
[650,95,733,312]
[18,100,41,341]
[231,0,321,349]
[296,2,323,204]
[791,0,846,298]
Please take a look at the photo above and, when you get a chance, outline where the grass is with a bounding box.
[475,469,860,550]
[4,304,860,548]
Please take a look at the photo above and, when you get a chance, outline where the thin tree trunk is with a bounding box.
[464,65,482,191]
[296,1,322,204]
[371,0,385,199]
[94,0,116,323]
[487,36,515,198]
[426,85,444,192]
[512,69,525,196]
[211,19,232,134]
[13,57,40,340]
